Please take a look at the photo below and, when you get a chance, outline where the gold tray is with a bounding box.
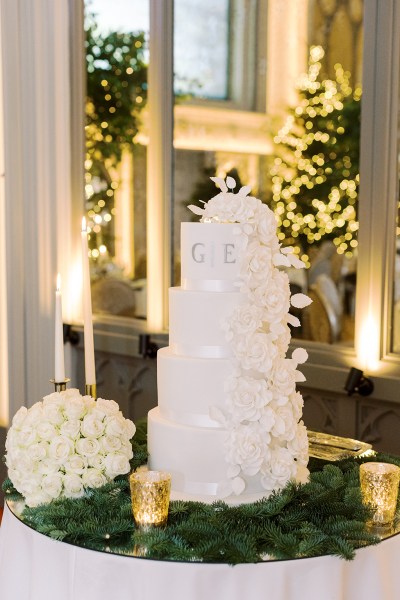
[307,430,373,461]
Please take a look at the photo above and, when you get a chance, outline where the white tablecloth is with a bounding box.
[0,502,399,600]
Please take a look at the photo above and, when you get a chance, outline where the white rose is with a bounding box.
[225,424,269,476]
[242,241,274,285]
[256,207,278,245]
[36,420,57,441]
[290,391,304,422]
[253,271,291,324]
[64,454,88,475]
[11,406,28,428]
[76,437,101,458]
[226,375,272,422]
[104,452,131,478]
[48,435,75,462]
[124,419,136,440]
[233,332,277,375]
[60,419,81,439]
[63,396,86,421]
[271,405,296,440]
[42,392,63,407]
[36,458,60,476]
[28,441,48,462]
[261,447,297,490]
[105,415,126,437]
[87,454,105,470]
[95,398,120,416]
[61,388,82,401]
[16,425,38,447]
[63,473,85,498]
[101,434,122,453]
[42,403,64,426]
[82,468,107,489]
[119,440,134,461]
[287,421,309,463]
[7,448,35,473]
[270,358,296,396]
[224,304,264,340]
[259,406,276,432]
[42,473,63,499]
[81,413,105,439]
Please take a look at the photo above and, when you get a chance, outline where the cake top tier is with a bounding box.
[181,222,240,291]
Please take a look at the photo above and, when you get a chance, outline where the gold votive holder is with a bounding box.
[130,470,171,528]
[360,462,400,526]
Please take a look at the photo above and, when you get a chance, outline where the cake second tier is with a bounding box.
[169,287,244,358]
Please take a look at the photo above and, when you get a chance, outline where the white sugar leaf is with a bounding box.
[238,184,252,197]
[292,347,308,364]
[273,253,291,267]
[232,476,246,495]
[281,246,293,255]
[209,406,226,425]
[227,464,241,478]
[287,313,301,327]
[188,204,204,216]
[288,254,306,269]
[291,293,312,308]
[218,480,233,498]
[226,176,237,189]
[294,369,306,383]
[210,176,228,192]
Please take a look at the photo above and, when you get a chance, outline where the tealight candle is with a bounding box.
[360,462,400,526]
[130,471,171,528]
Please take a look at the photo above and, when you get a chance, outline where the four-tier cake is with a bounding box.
[148,176,311,503]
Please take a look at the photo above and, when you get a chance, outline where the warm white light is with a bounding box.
[358,315,380,372]
[56,273,61,292]
[82,216,87,232]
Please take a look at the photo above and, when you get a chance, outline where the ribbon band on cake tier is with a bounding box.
[181,278,237,292]
[180,479,224,496]
[170,343,232,359]
[161,408,222,428]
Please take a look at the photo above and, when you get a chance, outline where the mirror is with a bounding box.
[84,0,149,319]
[173,0,363,345]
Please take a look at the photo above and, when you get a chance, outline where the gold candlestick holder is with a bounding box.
[85,383,97,399]
[50,378,70,392]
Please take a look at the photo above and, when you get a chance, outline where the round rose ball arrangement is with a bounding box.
[5,389,136,507]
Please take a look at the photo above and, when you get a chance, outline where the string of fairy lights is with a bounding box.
[271,46,361,267]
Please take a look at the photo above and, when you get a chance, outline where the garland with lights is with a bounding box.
[271,46,361,266]
[4,420,399,564]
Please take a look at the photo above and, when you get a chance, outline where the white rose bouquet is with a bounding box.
[5,389,136,507]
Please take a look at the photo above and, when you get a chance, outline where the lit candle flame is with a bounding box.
[56,273,61,292]
[82,216,87,233]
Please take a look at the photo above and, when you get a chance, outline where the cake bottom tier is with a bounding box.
[147,407,270,504]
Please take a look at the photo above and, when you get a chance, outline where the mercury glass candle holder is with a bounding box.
[130,471,171,528]
[360,462,400,526]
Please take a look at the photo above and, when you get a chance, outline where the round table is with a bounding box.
[0,502,399,600]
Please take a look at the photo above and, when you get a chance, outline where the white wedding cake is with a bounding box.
[148,177,311,503]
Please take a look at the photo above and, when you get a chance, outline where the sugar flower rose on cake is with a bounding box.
[5,389,136,507]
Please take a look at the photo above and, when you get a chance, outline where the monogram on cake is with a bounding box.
[148,176,311,504]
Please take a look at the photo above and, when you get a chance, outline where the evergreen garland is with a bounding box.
[4,428,400,564]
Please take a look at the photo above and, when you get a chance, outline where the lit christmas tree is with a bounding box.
[84,13,147,258]
[271,46,361,267]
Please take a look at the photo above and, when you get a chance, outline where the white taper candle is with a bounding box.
[54,273,65,382]
[81,217,96,386]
